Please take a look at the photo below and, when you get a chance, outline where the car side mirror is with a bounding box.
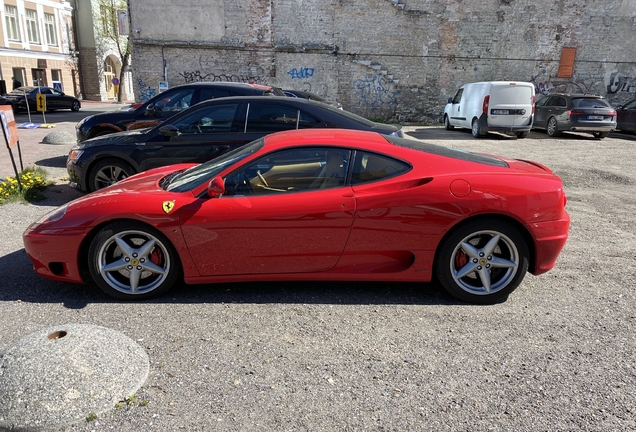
[145,103,156,116]
[447,97,453,104]
[158,125,179,137]
[207,177,225,197]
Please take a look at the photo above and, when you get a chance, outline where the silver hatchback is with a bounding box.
[533,93,617,139]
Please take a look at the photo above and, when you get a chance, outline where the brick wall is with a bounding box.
[130,0,636,122]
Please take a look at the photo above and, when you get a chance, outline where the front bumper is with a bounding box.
[23,225,88,283]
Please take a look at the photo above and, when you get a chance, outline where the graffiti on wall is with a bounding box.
[287,67,315,80]
[179,70,266,84]
[352,74,400,112]
[606,71,636,94]
[137,78,156,103]
[528,73,595,96]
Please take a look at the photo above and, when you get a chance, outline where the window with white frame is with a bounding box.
[26,9,41,44]
[44,13,58,46]
[4,5,21,41]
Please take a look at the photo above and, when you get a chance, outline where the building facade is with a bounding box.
[0,0,77,95]
[128,0,636,123]
[68,0,132,101]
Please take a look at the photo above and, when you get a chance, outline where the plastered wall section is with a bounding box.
[129,0,636,123]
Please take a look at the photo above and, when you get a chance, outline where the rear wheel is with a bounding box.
[471,119,484,138]
[88,221,180,300]
[434,219,529,304]
[516,131,529,138]
[89,159,134,192]
[547,117,561,137]
[444,115,454,130]
[592,131,609,139]
[71,101,80,112]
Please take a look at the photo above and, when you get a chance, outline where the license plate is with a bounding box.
[492,110,509,115]
[587,115,604,120]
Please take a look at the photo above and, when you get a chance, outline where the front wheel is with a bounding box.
[88,159,135,192]
[88,221,181,300]
[434,219,529,304]
[71,101,80,112]
[444,115,454,130]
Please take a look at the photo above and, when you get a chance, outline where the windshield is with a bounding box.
[165,138,265,192]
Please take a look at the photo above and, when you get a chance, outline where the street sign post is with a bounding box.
[35,90,48,125]
[0,105,23,190]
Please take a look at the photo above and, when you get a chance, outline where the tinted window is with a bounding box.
[199,88,232,100]
[623,100,636,110]
[171,103,239,133]
[224,148,351,195]
[246,103,299,133]
[535,96,550,107]
[452,89,463,104]
[571,97,612,108]
[153,89,195,112]
[298,111,322,129]
[351,152,410,184]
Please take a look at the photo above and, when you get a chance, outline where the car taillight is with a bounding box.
[568,110,586,116]
[482,95,490,114]
[608,110,617,116]
[532,95,536,115]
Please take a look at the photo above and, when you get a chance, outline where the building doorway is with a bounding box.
[104,57,117,99]
[32,69,47,87]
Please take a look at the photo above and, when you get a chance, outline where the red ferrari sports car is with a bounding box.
[23,129,570,304]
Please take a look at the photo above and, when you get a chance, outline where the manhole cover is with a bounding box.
[0,323,149,430]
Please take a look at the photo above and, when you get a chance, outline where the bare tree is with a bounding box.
[96,0,130,102]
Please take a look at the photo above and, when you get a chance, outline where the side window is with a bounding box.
[224,148,351,196]
[452,89,463,104]
[351,152,411,185]
[557,97,567,107]
[246,103,299,133]
[40,88,53,95]
[153,89,195,113]
[298,111,322,129]
[199,88,232,101]
[535,96,549,107]
[171,103,239,134]
[623,100,636,110]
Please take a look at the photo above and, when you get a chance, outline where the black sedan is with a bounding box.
[67,96,403,192]
[4,86,81,113]
[75,82,285,142]
[615,99,636,133]
[533,93,616,139]
[283,89,343,109]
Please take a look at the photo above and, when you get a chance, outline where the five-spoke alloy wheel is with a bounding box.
[89,159,134,192]
[88,221,180,300]
[435,219,529,304]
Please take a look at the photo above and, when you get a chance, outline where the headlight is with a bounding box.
[34,204,69,225]
[68,148,84,163]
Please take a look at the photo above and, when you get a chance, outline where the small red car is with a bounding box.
[23,129,570,304]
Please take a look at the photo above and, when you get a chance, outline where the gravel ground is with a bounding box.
[0,126,635,431]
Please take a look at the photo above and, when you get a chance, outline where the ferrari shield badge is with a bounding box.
[162,200,176,214]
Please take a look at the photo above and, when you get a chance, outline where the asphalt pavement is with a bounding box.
[0,114,635,431]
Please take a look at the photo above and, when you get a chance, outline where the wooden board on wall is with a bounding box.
[557,48,576,78]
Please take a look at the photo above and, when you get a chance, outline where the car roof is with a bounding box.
[173,82,275,90]
[263,128,389,149]
[542,93,605,98]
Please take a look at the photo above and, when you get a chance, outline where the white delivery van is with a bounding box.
[443,81,535,138]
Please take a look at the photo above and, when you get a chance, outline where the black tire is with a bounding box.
[71,101,80,112]
[546,117,561,137]
[434,219,529,304]
[471,118,483,138]
[88,221,181,300]
[516,131,529,138]
[88,159,135,192]
[444,115,454,130]
[593,131,609,139]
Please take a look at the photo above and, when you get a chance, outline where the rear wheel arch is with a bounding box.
[433,214,537,276]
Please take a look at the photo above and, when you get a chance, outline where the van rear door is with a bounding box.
[488,83,534,130]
